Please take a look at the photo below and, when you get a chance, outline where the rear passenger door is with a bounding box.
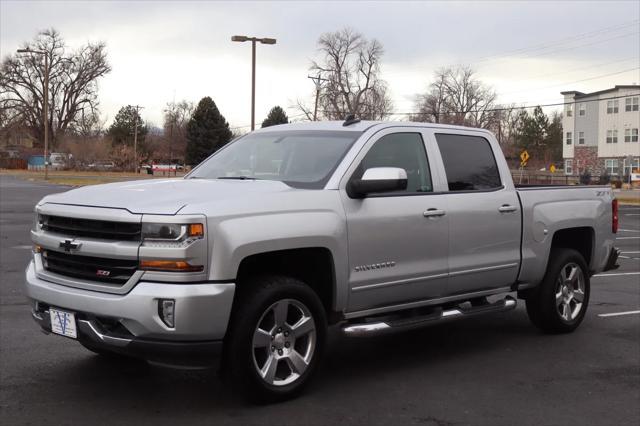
[432,132,521,294]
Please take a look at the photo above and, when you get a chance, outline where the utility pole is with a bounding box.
[133,105,143,174]
[17,48,49,179]
[308,73,328,121]
[231,35,277,131]
[169,91,175,175]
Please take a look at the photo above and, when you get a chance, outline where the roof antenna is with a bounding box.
[343,114,361,126]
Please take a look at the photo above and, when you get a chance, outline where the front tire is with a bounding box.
[222,275,327,402]
[525,248,590,333]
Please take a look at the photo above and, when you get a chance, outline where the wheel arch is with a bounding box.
[550,226,595,270]
[234,247,340,322]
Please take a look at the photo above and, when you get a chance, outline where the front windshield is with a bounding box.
[187,130,362,189]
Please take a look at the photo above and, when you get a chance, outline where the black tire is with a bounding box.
[222,275,327,402]
[525,248,590,333]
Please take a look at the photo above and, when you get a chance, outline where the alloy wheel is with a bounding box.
[252,299,316,386]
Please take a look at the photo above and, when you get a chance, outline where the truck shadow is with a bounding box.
[31,308,551,414]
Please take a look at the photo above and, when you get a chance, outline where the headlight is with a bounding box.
[139,222,206,272]
[141,223,204,247]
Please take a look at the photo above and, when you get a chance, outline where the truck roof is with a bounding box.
[254,120,492,135]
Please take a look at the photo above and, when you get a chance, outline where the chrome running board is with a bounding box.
[342,296,517,337]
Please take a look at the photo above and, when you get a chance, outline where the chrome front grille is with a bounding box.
[40,215,141,241]
[42,250,138,285]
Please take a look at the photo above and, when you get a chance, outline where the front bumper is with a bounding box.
[25,261,235,365]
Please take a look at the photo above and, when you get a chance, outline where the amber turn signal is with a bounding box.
[139,260,204,272]
[188,223,204,238]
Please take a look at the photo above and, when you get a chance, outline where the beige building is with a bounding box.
[562,85,639,177]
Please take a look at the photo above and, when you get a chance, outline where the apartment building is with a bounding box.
[562,85,639,177]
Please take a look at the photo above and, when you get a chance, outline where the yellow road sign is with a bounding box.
[520,150,530,163]
[550,164,556,173]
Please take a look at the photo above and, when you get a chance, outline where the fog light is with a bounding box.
[159,299,175,328]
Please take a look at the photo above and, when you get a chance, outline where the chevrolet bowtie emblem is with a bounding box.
[59,239,81,253]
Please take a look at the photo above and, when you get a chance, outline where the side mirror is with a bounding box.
[347,167,408,198]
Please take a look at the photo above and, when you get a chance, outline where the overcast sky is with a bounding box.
[1,0,639,130]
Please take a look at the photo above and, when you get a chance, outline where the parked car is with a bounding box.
[48,152,69,170]
[87,160,115,170]
[26,120,619,401]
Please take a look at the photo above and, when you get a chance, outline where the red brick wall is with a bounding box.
[573,146,602,176]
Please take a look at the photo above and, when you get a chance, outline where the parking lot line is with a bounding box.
[616,236,640,240]
[619,229,640,232]
[593,272,640,277]
[598,310,640,318]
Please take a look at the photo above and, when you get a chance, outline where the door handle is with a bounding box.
[423,208,446,218]
[498,204,518,213]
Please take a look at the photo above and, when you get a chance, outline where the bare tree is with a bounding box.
[410,70,448,123]
[163,100,194,161]
[413,66,497,128]
[307,28,392,120]
[0,29,111,148]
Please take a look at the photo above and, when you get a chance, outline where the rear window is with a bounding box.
[435,134,502,191]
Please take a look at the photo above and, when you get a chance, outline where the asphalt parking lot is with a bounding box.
[1,175,638,426]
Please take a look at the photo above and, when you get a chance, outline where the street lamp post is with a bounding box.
[231,35,276,131]
[17,48,49,179]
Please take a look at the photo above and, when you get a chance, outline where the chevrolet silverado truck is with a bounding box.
[26,119,620,401]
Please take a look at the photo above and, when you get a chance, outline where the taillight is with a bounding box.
[612,199,619,234]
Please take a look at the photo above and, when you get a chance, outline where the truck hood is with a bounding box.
[39,178,295,215]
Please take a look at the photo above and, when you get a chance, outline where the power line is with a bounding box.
[382,92,640,117]
[229,112,308,130]
[459,20,639,65]
[419,20,640,72]
[510,56,639,81]
[499,66,640,97]
[510,31,639,62]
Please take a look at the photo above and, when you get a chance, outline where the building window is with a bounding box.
[578,131,585,144]
[605,159,619,175]
[565,159,573,175]
[566,104,573,117]
[624,128,639,143]
[624,158,640,175]
[625,97,639,112]
[606,130,618,144]
[566,132,572,145]
[579,103,586,116]
[606,100,619,114]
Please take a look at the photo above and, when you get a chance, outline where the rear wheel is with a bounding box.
[525,248,590,333]
[223,275,326,402]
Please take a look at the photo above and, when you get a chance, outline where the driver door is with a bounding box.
[340,129,449,313]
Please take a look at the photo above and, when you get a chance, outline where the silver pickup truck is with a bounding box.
[26,119,620,401]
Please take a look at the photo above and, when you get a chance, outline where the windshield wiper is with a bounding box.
[217,176,259,180]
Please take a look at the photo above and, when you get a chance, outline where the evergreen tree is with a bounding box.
[261,106,289,128]
[514,106,549,159]
[185,97,232,166]
[545,111,563,163]
[107,105,148,146]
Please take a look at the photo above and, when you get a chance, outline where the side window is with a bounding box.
[352,133,432,193]
[435,133,502,191]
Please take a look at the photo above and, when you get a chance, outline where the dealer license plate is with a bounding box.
[49,308,77,339]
